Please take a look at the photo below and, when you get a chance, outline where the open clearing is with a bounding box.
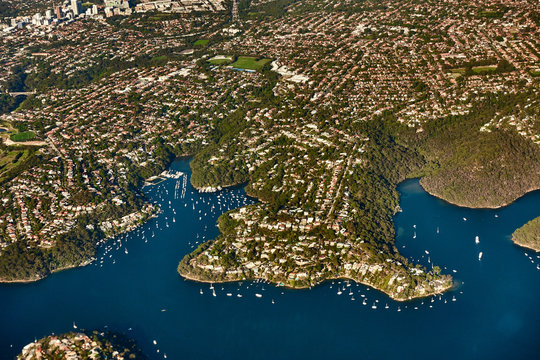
[231,56,271,71]
[10,131,35,142]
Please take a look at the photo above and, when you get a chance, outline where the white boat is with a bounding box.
[337,290,342,295]
[73,322,77,329]
[237,294,242,298]
[371,303,377,309]
[255,293,262,298]
[212,289,216,297]
[478,252,483,261]
[475,236,479,244]
[463,217,467,221]
[153,340,157,345]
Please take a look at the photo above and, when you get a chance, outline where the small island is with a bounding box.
[512,217,540,252]
[18,331,147,360]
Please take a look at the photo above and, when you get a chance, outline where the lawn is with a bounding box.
[194,39,209,47]
[231,56,271,71]
[10,131,35,142]
[472,65,497,74]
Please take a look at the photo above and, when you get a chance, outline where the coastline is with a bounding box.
[512,240,540,253]
[0,259,94,284]
[0,194,160,284]
[511,216,540,252]
[418,180,540,210]
[179,269,453,302]
[191,179,248,194]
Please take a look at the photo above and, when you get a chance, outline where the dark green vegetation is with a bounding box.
[445,59,515,77]
[0,1,16,17]
[240,0,299,19]
[190,109,250,189]
[0,94,24,115]
[0,204,125,282]
[408,92,540,208]
[512,216,540,252]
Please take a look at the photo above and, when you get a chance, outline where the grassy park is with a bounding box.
[10,131,35,142]
[231,56,271,71]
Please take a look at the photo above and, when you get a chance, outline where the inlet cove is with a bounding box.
[1,160,539,360]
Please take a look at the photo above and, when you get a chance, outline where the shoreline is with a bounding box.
[418,180,540,210]
[0,259,94,284]
[0,198,159,284]
[179,269,453,302]
[512,240,540,253]
[191,179,248,194]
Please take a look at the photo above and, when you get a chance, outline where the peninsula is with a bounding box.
[512,216,540,252]
[0,0,537,301]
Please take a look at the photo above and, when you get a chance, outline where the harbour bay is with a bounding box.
[1,159,539,360]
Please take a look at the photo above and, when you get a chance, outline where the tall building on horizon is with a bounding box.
[71,0,81,16]
[55,6,62,19]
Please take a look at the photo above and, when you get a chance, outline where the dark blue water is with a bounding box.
[1,160,539,360]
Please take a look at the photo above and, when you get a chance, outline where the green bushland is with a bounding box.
[512,217,540,251]
[10,131,35,142]
[394,92,540,208]
[0,94,25,115]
